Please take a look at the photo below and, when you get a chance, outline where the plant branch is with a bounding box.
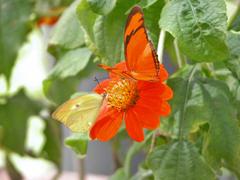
[157,30,166,64]
[111,138,122,170]
[178,65,198,140]
[124,132,153,178]
[173,39,184,68]
[206,63,217,78]
[79,159,85,180]
[148,130,157,154]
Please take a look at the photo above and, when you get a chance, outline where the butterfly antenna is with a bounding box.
[94,77,108,99]
[94,76,100,84]
[94,77,104,91]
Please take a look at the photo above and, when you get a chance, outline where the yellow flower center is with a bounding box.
[106,79,138,111]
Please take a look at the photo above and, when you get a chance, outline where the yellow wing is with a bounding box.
[52,93,103,133]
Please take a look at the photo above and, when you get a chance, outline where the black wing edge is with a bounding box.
[124,5,160,74]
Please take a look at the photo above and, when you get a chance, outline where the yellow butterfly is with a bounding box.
[52,93,103,133]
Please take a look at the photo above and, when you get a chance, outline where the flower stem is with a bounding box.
[111,138,122,169]
[124,132,153,178]
[178,65,198,140]
[206,63,217,78]
[157,30,166,63]
[148,130,157,154]
[173,39,184,68]
[79,159,85,180]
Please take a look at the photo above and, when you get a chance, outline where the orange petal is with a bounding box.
[138,94,172,117]
[93,79,111,94]
[136,97,164,116]
[159,64,168,82]
[125,110,144,142]
[161,84,173,100]
[129,105,160,130]
[139,83,165,97]
[38,16,58,26]
[159,101,171,116]
[90,102,123,141]
[139,83,173,101]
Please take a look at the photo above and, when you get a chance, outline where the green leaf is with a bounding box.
[163,65,203,138]
[0,89,40,154]
[199,79,240,174]
[34,0,72,16]
[166,65,240,176]
[87,0,117,15]
[77,0,98,45]
[49,48,92,79]
[43,48,94,104]
[110,168,127,180]
[92,13,123,64]
[226,0,240,31]
[131,167,153,180]
[0,0,33,81]
[48,0,85,53]
[216,67,240,123]
[41,118,61,168]
[164,32,184,66]
[233,80,240,121]
[225,31,240,80]
[92,0,138,65]
[43,77,80,104]
[160,0,229,62]
[64,133,88,157]
[147,141,215,180]
[139,0,158,8]
[141,0,164,47]
[230,14,240,31]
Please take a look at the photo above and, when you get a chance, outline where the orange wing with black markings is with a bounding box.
[124,6,160,81]
[99,6,160,81]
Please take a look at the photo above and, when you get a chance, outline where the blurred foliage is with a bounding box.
[40,118,62,168]
[0,0,33,82]
[0,89,40,154]
[48,0,85,55]
[64,133,88,157]
[226,31,240,80]
[0,0,240,179]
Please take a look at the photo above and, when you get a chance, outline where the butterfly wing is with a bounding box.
[52,93,103,133]
[98,63,133,79]
[124,6,160,81]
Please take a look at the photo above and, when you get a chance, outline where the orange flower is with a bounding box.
[37,16,58,26]
[90,62,173,142]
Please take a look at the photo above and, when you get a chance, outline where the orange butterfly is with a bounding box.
[99,6,161,81]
